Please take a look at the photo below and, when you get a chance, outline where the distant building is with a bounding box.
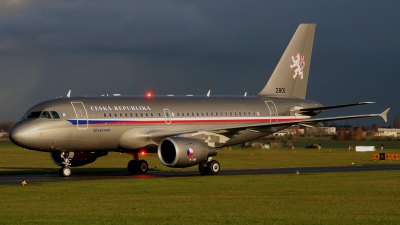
[305,127,336,136]
[377,128,400,137]
[0,132,7,138]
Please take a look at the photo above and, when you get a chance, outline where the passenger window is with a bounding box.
[50,111,60,119]
[109,113,112,117]
[146,113,148,117]
[211,112,213,116]
[115,113,118,117]
[41,111,52,119]
[130,113,133,117]
[187,112,189,116]
[125,113,128,117]
[206,112,208,116]
[120,113,123,117]
[140,113,143,117]
[158,112,161,117]
[104,113,107,117]
[135,113,138,117]
[177,113,180,117]
[151,113,153,117]
[239,112,241,116]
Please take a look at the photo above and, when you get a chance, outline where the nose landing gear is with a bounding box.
[59,152,72,177]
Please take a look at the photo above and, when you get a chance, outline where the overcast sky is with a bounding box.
[0,0,399,127]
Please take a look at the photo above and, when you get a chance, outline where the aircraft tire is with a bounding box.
[208,160,220,175]
[137,160,148,174]
[198,162,210,175]
[127,160,137,174]
[59,167,71,177]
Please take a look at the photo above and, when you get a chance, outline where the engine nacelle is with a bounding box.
[50,151,108,167]
[158,137,217,168]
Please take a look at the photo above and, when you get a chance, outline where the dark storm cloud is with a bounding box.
[0,0,399,126]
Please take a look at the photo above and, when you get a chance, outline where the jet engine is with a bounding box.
[158,137,217,168]
[50,151,108,167]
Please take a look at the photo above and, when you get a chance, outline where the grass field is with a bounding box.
[1,140,400,224]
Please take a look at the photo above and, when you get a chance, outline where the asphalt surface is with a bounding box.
[1,164,400,185]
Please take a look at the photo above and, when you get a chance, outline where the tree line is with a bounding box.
[0,121,15,132]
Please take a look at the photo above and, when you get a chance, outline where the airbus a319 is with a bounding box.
[9,24,389,177]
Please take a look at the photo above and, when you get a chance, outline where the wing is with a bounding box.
[148,108,390,147]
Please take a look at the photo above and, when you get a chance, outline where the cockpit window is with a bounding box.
[51,111,60,119]
[26,111,42,119]
[40,111,52,119]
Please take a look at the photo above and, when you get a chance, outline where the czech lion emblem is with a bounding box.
[290,53,305,79]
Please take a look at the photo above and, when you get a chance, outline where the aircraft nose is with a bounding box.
[9,122,31,147]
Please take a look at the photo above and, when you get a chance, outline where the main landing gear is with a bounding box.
[59,151,72,177]
[127,152,148,174]
[198,158,220,175]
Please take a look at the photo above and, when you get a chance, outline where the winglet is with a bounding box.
[380,108,390,122]
[207,90,211,97]
[67,90,71,98]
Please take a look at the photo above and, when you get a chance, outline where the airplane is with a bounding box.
[9,24,389,177]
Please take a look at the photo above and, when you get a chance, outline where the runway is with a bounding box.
[1,164,400,186]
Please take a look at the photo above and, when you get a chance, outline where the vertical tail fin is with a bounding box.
[256,24,315,99]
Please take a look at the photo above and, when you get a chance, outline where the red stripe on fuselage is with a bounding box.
[86,117,308,126]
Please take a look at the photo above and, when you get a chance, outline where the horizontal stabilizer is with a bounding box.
[299,122,324,128]
[295,102,375,113]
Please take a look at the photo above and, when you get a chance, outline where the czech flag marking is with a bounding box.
[187,148,194,157]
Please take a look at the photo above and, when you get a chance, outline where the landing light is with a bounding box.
[146,92,153,98]
[141,151,145,155]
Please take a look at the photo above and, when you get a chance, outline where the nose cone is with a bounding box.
[9,122,31,147]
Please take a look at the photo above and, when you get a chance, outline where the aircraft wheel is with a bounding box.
[208,160,220,175]
[59,167,71,177]
[137,160,148,174]
[127,160,137,174]
[198,162,210,175]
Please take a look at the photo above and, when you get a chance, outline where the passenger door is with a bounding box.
[71,102,88,129]
[163,108,172,124]
[264,100,278,122]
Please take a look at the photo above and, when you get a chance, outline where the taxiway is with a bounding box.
[1,164,400,185]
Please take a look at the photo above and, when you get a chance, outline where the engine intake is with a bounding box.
[158,137,217,168]
[50,151,108,167]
